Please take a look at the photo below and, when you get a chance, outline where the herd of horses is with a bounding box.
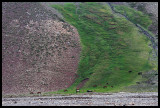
[29,83,114,95]
[75,82,113,93]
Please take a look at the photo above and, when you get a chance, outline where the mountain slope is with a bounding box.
[50,2,157,93]
[2,2,158,96]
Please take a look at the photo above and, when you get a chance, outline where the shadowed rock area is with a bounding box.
[2,2,81,95]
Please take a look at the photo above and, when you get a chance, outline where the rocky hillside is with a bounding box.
[2,2,158,96]
[127,2,158,40]
[2,2,81,95]
[110,2,158,39]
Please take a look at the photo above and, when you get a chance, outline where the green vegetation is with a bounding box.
[128,2,137,8]
[113,4,152,29]
[48,2,156,94]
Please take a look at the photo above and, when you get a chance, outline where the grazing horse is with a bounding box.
[138,72,142,75]
[87,90,93,92]
[37,92,41,94]
[93,85,97,87]
[128,70,132,73]
[64,89,68,92]
[30,92,34,94]
[76,88,80,93]
[103,86,107,88]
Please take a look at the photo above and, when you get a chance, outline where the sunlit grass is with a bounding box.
[113,4,152,29]
[49,2,156,94]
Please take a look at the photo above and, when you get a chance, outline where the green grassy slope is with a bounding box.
[113,4,152,29]
[47,2,156,94]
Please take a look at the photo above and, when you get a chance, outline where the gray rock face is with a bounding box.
[40,2,64,20]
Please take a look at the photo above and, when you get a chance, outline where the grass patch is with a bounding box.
[48,2,156,94]
[113,4,152,29]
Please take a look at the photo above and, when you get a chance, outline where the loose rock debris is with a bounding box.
[2,92,158,106]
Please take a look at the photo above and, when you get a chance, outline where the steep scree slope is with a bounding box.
[2,2,81,95]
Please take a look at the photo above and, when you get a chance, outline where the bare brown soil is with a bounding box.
[2,2,81,95]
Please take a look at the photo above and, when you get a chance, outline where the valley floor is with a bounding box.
[2,92,158,106]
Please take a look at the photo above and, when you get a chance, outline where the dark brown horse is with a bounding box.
[37,92,41,94]
[30,92,34,94]
[64,89,68,92]
[93,85,97,87]
[103,86,107,88]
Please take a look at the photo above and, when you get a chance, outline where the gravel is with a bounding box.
[2,92,158,106]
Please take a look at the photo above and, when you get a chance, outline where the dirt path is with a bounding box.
[2,92,158,106]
